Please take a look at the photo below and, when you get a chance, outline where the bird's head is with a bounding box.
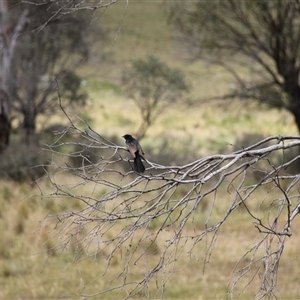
[122,134,133,140]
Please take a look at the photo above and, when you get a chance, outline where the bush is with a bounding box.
[0,143,49,182]
[68,142,103,168]
[67,134,120,169]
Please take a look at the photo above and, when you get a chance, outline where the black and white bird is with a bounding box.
[122,134,145,173]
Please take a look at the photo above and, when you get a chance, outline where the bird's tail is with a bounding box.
[134,152,145,173]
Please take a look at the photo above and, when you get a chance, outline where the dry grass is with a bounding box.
[1,178,300,299]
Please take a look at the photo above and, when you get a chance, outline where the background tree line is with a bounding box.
[3,0,300,150]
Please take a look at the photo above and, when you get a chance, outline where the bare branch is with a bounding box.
[38,113,300,299]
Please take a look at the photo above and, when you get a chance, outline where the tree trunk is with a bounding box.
[286,88,300,171]
[291,107,300,134]
[284,75,300,133]
[0,90,10,153]
[22,109,37,145]
[0,3,29,151]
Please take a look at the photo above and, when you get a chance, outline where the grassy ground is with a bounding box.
[1,178,300,299]
[1,1,300,299]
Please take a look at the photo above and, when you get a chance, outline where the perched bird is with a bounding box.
[122,134,145,173]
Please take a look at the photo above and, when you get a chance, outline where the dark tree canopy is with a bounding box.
[170,0,300,132]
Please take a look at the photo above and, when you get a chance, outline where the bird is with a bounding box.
[122,134,145,173]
